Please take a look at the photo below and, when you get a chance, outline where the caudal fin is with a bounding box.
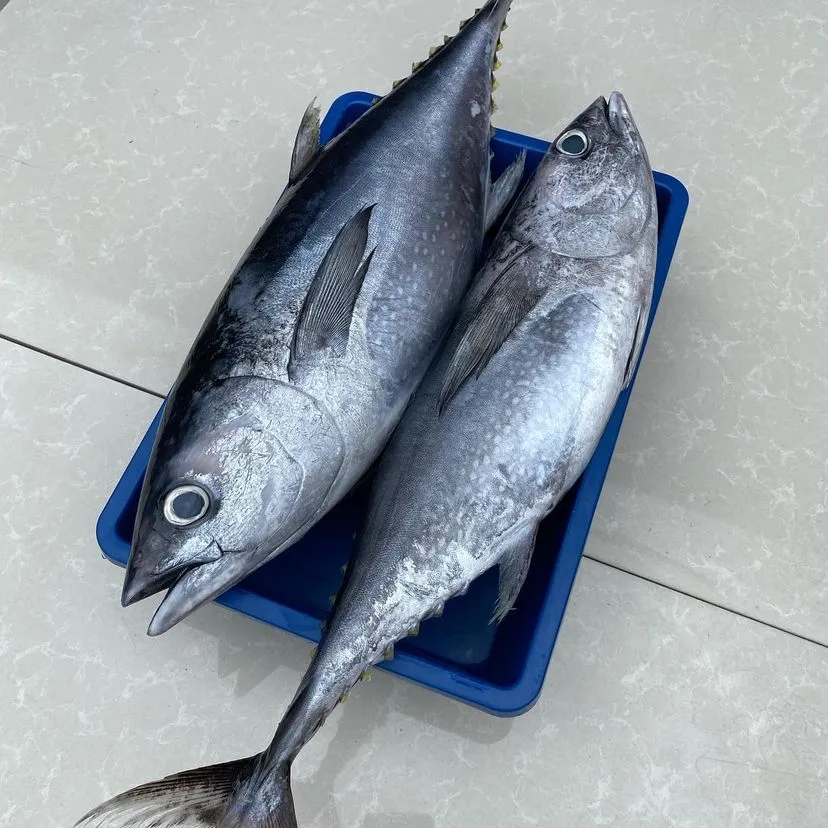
[73,754,296,828]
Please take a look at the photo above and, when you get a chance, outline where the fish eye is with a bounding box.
[163,484,211,527]
[555,129,590,158]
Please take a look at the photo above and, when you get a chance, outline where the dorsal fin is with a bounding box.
[438,245,539,414]
[289,100,321,185]
[289,206,375,377]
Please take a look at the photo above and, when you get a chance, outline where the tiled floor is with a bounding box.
[1,0,826,826]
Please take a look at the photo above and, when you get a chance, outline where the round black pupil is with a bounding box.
[172,491,205,520]
[560,133,586,154]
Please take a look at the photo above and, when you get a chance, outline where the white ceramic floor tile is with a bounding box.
[1,340,827,827]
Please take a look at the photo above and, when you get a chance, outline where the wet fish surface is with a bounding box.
[119,0,523,638]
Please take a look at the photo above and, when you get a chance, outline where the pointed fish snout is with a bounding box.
[608,91,630,124]
[120,561,183,607]
[120,537,223,608]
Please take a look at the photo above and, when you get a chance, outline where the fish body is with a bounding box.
[121,0,521,637]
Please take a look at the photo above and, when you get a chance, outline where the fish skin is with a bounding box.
[120,0,516,638]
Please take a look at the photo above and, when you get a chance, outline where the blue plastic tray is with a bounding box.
[98,92,689,717]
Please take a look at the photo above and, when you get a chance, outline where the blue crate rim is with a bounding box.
[97,90,689,717]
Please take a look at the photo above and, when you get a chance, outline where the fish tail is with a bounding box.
[218,758,297,828]
[73,753,298,828]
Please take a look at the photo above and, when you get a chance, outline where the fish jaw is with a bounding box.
[145,552,258,635]
[120,539,222,607]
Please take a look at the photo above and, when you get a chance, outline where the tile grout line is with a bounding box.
[3,336,823,653]
[0,333,166,400]
[585,553,828,651]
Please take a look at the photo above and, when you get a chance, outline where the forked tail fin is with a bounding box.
[73,754,297,828]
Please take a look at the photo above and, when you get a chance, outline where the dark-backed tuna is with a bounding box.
[119,0,522,638]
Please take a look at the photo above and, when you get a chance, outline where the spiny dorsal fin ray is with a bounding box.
[493,523,537,623]
[384,0,511,96]
[74,756,257,828]
[485,150,526,233]
[289,99,321,186]
[289,206,375,376]
[438,244,539,414]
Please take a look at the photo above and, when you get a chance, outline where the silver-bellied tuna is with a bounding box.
[119,0,523,638]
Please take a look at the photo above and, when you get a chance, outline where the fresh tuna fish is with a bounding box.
[76,90,654,828]
[119,0,523,638]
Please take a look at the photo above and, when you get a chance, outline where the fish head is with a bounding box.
[122,377,345,634]
[542,92,654,257]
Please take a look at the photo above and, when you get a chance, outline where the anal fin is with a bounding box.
[289,99,321,185]
[485,150,526,233]
[493,523,537,623]
[289,205,375,376]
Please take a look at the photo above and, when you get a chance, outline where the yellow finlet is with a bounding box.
[309,646,317,660]
[408,622,420,637]
[444,34,452,45]
[392,79,404,90]
[492,78,500,91]
[340,691,350,703]
[496,38,504,51]
[493,57,502,71]
[360,670,372,682]
[328,593,337,606]
[340,562,348,575]
[384,644,395,660]
[412,60,425,72]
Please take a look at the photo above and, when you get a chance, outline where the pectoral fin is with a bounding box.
[623,282,653,389]
[438,244,538,413]
[289,99,321,185]
[289,205,375,375]
[493,523,537,623]
[485,150,526,232]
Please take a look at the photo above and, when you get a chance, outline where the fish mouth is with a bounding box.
[607,91,633,135]
[120,537,224,608]
[145,553,254,636]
